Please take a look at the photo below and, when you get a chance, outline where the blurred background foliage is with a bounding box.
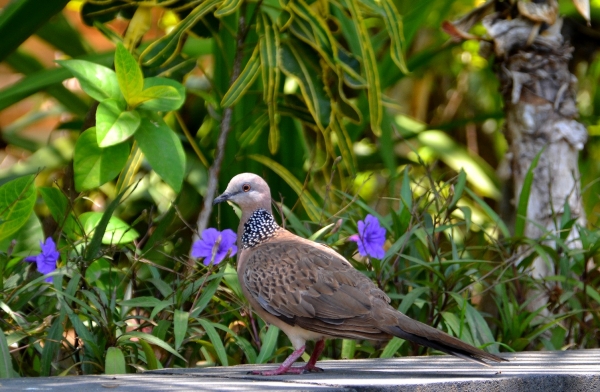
[0,0,599,377]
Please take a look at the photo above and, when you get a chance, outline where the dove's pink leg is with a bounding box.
[251,339,326,376]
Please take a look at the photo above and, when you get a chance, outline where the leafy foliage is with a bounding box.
[0,0,599,378]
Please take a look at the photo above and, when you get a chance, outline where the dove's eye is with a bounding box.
[242,184,251,192]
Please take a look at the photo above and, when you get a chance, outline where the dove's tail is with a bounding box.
[382,314,508,366]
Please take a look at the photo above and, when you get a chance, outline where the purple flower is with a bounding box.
[348,214,386,259]
[24,237,59,283]
[192,228,237,266]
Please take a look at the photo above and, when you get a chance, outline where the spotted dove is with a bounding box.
[213,173,506,375]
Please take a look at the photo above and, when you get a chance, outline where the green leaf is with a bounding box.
[138,77,186,111]
[215,0,242,17]
[119,331,185,362]
[138,340,160,370]
[0,0,70,63]
[40,309,67,376]
[96,99,141,147]
[0,175,36,242]
[280,43,331,130]
[115,43,144,105]
[139,0,221,67]
[39,187,80,236]
[380,337,404,358]
[256,325,279,364]
[258,12,281,154]
[174,310,189,351]
[58,59,121,102]
[449,169,467,210]
[248,154,320,221]
[105,347,126,375]
[85,186,131,261]
[515,148,544,238]
[0,52,113,113]
[73,127,130,191]
[135,114,186,193]
[0,330,12,378]
[344,0,382,134]
[197,319,228,366]
[221,45,260,108]
[364,0,408,74]
[341,339,356,359]
[79,212,139,245]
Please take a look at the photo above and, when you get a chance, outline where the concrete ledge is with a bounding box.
[1,349,599,391]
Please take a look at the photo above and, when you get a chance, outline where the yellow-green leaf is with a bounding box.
[215,0,242,17]
[220,45,261,108]
[280,43,331,130]
[248,154,320,221]
[140,0,221,67]
[344,0,382,135]
[258,12,280,154]
[115,43,143,105]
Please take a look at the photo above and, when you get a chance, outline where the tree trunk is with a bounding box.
[483,8,588,309]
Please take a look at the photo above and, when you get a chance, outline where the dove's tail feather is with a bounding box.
[383,324,508,366]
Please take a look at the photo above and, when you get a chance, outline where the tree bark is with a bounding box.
[483,9,588,309]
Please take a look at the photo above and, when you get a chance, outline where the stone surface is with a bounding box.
[1,349,599,391]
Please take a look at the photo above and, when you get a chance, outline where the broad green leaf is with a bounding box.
[256,325,279,364]
[0,52,113,113]
[115,43,144,105]
[0,175,36,242]
[58,59,121,102]
[215,0,242,17]
[135,114,186,193]
[380,337,404,358]
[0,0,70,63]
[96,99,141,147]
[138,77,186,111]
[0,211,43,254]
[258,12,281,154]
[105,347,126,375]
[248,154,320,221]
[73,127,130,191]
[221,45,261,108]
[131,86,178,108]
[344,0,382,135]
[197,319,228,366]
[174,310,189,350]
[119,331,185,362]
[79,212,139,245]
[515,148,544,238]
[280,43,331,130]
[140,0,220,67]
[0,330,11,378]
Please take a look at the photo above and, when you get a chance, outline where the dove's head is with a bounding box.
[213,173,272,213]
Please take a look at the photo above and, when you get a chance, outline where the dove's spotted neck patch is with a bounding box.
[242,208,280,249]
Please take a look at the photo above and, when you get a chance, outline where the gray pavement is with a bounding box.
[1,349,599,391]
